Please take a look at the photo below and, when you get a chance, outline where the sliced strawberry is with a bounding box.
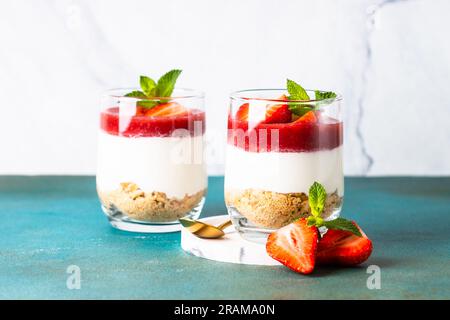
[144,102,188,117]
[291,110,317,124]
[135,106,146,116]
[235,103,249,121]
[236,97,292,124]
[317,222,373,266]
[265,104,291,123]
[266,218,318,274]
[264,94,291,124]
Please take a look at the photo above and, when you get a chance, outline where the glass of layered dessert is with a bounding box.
[97,70,207,232]
[225,80,343,242]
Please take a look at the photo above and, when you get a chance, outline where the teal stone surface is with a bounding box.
[0,176,449,299]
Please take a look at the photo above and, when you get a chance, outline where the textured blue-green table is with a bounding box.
[0,176,449,299]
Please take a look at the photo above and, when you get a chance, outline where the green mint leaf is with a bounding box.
[322,218,362,237]
[140,76,156,96]
[288,104,313,116]
[137,100,158,109]
[155,69,182,97]
[307,216,315,226]
[308,181,327,217]
[315,90,337,101]
[287,79,313,115]
[287,79,310,101]
[124,90,146,98]
[307,215,323,227]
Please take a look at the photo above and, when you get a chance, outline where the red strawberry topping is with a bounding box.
[235,103,249,122]
[264,104,291,124]
[235,95,291,124]
[264,95,292,124]
[144,102,189,117]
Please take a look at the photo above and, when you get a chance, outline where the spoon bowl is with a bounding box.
[179,218,232,239]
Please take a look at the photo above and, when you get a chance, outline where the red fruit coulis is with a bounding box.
[100,107,205,137]
[227,114,342,152]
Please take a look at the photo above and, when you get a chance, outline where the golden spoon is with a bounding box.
[179,218,233,239]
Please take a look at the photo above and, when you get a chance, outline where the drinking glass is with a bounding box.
[97,88,207,232]
[225,89,343,242]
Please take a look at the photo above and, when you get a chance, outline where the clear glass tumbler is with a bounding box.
[225,89,343,242]
[97,88,207,233]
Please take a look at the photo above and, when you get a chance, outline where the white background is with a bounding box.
[0,0,449,176]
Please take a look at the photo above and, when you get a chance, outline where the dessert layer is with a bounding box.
[97,131,207,198]
[227,116,342,152]
[224,145,343,195]
[101,107,205,137]
[225,188,342,229]
[99,183,206,222]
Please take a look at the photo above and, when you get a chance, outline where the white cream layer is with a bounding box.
[224,145,343,195]
[97,131,207,198]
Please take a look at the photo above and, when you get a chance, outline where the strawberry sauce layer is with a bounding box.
[101,107,205,137]
[228,116,343,152]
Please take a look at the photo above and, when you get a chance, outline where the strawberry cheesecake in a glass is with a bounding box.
[97,87,206,232]
[225,83,343,241]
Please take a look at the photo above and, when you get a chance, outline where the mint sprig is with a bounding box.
[309,181,327,217]
[124,90,146,98]
[322,218,362,237]
[287,79,310,101]
[289,105,314,117]
[305,181,362,237]
[286,79,312,116]
[315,90,337,100]
[138,100,159,109]
[155,69,182,97]
[140,76,156,96]
[125,69,182,109]
[286,79,337,116]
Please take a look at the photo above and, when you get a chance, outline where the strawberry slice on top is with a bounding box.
[135,106,147,116]
[264,104,291,123]
[266,218,318,274]
[234,95,292,124]
[144,102,189,117]
[235,103,249,121]
[317,222,373,266]
[264,94,292,124]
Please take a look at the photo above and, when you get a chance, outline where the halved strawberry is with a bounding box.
[264,95,291,124]
[135,106,146,116]
[235,99,292,124]
[144,102,188,117]
[266,218,318,274]
[235,103,249,121]
[291,110,317,124]
[317,222,373,266]
[265,104,291,123]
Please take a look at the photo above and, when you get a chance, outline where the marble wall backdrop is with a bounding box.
[0,0,449,175]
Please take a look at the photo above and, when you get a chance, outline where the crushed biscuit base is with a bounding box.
[99,182,206,222]
[225,188,342,229]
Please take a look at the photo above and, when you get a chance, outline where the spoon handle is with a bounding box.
[217,220,232,230]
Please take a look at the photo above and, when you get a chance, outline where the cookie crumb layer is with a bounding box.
[99,182,206,222]
[225,188,342,229]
